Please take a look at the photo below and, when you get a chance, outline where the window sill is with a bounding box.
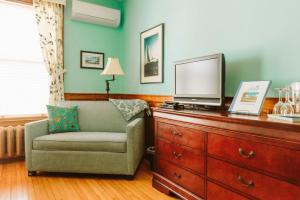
[0,114,48,127]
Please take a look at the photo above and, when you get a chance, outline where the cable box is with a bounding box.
[159,101,184,110]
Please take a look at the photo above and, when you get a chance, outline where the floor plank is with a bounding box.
[0,161,177,200]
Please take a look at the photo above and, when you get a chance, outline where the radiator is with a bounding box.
[0,126,25,160]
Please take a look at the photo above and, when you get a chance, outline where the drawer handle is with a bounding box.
[238,148,255,159]
[173,172,182,179]
[237,175,254,188]
[171,130,182,137]
[172,151,182,159]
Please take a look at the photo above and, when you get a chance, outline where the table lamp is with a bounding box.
[101,57,124,98]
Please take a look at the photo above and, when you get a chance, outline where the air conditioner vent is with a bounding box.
[71,0,121,28]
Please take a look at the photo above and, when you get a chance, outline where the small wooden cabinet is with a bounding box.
[152,108,300,200]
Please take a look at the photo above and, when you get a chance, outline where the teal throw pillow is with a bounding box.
[46,105,80,133]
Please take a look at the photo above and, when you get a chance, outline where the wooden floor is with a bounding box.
[0,160,177,200]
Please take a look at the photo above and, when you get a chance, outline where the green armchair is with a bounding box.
[25,101,145,178]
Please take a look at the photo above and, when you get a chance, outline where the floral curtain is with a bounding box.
[33,0,65,105]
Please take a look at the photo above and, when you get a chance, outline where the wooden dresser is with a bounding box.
[152,108,300,200]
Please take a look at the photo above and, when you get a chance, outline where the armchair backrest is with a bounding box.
[60,101,135,132]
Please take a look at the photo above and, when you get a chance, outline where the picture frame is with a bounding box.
[140,23,164,84]
[229,81,272,115]
[80,51,104,70]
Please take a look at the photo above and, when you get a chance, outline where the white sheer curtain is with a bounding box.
[33,0,65,105]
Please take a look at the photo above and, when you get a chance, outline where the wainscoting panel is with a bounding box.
[64,93,173,107]
[64,93,277,114]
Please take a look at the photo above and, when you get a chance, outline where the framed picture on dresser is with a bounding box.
[229,80,271,115]
[140,23,164,84]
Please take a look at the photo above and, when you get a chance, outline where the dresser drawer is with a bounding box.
[156,139,204,174]
[207,182,248,200]
[157,121,205,150]
[156,157,204,197]
[208,133,300,182]
[208,157,300,200]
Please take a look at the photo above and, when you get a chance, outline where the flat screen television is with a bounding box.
[174,53,225,107]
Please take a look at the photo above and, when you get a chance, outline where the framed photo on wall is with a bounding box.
[229,81,272,115]
[140,23,164,84]
[80,51,104,70]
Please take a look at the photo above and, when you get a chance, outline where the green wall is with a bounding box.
[64,0,123,93]
[64,0,300,97]
[120,0,300,96]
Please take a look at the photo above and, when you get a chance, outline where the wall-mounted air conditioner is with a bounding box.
[71,0,121,28]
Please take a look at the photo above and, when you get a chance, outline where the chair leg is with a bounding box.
[28,171,37,176]
[125,175,134,180]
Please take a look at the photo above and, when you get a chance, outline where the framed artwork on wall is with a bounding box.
[140,23,164,84]
[229,81,271,115]
[80,51,104,70]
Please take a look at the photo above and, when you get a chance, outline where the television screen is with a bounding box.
[174,54,225,106]
[175,58,220,97]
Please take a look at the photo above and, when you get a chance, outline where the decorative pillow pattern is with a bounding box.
[109,99,150,121]
[46,105,80,133]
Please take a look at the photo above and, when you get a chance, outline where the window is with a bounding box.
[0,1,49,116]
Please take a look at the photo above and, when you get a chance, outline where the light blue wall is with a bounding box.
[64,0,123,93]
[64,0,300,97]
[120,0,300,96]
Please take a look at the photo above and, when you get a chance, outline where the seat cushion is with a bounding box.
[33,132,127,153]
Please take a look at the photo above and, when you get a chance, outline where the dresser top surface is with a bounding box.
[152,108,300,132]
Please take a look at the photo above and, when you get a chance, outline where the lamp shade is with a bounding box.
[101,58,124,75]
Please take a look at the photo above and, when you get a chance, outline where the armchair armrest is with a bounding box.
[24,119,49,170]
[126,118,145,175]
